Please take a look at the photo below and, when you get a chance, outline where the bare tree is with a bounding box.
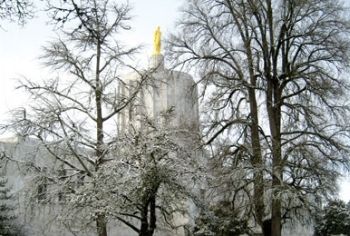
[169,0,350,235]
[0,0,33,25]
[92,112,201,236]
[168,0,267,231]
[1,1,203,235]
[3,0,143,235]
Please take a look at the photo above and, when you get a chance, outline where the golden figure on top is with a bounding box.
[153,26,161,55]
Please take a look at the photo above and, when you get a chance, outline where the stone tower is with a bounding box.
[117,30,201,236]
[117,54,200,140]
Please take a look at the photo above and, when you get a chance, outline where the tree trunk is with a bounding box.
[267,80,282,236]
[269,109,283,236]
[139,195,156,236]
[95,40,104,169]
[95,39,108,236]
[140,199,150,236]
[149,195,156,236]
[96,214,108,236]
[266,0,282,234]
[246,41,265,228]
[249,85,265,227]
[271,186,282,236]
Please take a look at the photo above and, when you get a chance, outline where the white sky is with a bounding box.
[0,0,184,120]
[0,0,349,202]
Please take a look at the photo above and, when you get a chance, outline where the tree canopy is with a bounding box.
[314,199,350,236]
[0,0,33,25]
[169,0,350,235]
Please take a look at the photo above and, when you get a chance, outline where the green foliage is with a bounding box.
[0,176,23,236]
[314,199,350,236]
[193,200,250,236]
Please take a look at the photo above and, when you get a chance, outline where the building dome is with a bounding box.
[118,54,199,136]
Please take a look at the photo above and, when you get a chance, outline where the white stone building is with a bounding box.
[118,54,199,136]
[0,48,314,236]
[0,52,200,236]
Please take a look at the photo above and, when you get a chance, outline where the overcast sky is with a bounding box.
[0,0,349,202]
[0,0,183,121]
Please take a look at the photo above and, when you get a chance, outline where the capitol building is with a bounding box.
[0,29,201,236]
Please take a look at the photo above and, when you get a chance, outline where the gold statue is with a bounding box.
[153,26,161,55]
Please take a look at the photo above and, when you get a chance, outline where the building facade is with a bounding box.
[0,52,201,236]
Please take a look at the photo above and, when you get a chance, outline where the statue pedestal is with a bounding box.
[149,54,164,70]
